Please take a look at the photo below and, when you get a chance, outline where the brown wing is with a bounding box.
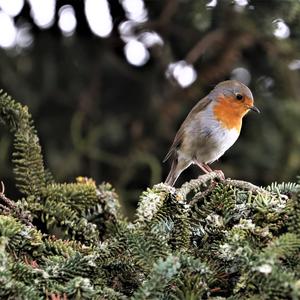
[163,96,212,162]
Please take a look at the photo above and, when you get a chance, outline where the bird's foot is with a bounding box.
[195,162,225,180]
[214,169,225,180]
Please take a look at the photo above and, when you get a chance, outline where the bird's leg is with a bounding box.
[215,169,225,180]
[202,163,213,172]
[203,163,225,180]
[194,161,210,174]
[195,162,225,180]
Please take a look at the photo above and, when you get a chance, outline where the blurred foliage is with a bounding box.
[0,0,300,215]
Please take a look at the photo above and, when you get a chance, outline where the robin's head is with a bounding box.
[211,80,259,130]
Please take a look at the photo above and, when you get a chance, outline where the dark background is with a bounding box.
[0,0,300,216]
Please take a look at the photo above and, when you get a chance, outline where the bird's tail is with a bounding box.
[165,157,190,186]
[165,159,179,186]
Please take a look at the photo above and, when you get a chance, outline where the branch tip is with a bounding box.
[0,181,5,195]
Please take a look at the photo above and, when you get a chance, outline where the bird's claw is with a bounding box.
[214,169,225,181]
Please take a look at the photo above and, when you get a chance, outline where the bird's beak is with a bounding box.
[249,105,260,113]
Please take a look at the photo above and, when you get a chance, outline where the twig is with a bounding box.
[1,181,5,194]
[224,179,267,194]
[0,181,17,208]
[135,0,178,32]
[0,181,33,227]
[177,171,224,199]
[189,181,217,206]
[0,203,10,212]
[185,30,224,65]
[158,0,179,27]
[176,173,276,203]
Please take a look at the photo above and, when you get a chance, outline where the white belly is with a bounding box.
[202,125,240,163]
[182,108,240,164]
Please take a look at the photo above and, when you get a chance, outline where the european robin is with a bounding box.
[164,80,259,186]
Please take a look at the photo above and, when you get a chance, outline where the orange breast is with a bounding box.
[213,95,249,131]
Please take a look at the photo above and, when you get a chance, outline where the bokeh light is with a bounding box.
[84,0,113,38]
[121,0,148,23]
[139,32,164,47]
[257,75,274,93]
[124,40,149,66]
[231,67,251,85]
[119,20,136,42]
[234,0,248,6]
[0,0,24,17]
[206,0,217,8]
[288,60,300,71]
[28,0,55,29]
[0,12,17,48]
[167,61,197,88]
[16,24,33,48]
[273,19,290,39]
[58,5,77,37]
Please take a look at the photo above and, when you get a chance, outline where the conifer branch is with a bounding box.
[0,91,47,196]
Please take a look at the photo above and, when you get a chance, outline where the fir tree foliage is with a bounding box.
[0,91,300,299]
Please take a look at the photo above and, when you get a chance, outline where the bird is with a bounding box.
[164,80,260,186]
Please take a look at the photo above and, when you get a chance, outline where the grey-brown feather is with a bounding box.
[163,96,212,163]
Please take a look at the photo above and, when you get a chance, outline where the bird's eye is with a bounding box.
[236,94,243,100]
